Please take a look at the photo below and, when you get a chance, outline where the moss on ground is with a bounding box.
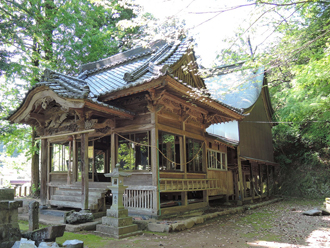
[18,220,49,232]
[56,231,115,248]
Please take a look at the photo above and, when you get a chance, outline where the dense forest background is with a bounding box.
[1,0,330,198]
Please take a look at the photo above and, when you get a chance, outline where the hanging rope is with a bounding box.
[114,131,205,167]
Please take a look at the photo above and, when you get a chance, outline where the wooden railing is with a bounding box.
[159,179,220,192]
[123,186,157,210]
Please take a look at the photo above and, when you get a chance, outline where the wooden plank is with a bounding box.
[40,139,48,206]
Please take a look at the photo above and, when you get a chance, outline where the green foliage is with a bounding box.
[217,1,330,198]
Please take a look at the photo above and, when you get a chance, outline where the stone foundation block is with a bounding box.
[101,216,132,227]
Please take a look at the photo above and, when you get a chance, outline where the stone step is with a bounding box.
[56,186,109,192]
[55,190,105,196]
[49,200,98,210]
[96,224,141,239]
[52,194,100,202]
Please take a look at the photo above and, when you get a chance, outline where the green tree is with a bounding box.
[0,0,140,195]
[216,0,330,197]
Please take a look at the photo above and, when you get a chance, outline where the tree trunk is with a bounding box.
[31,127,40,197]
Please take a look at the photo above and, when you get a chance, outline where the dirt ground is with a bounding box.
[86,198,330,248]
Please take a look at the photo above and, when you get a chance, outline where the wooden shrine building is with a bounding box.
[8,39,277,217]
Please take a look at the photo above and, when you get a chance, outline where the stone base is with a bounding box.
[107,208,128,218]
[96,224,142,239]
[101,216,132,227]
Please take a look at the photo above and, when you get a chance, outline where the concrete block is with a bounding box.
[101,216,132,227]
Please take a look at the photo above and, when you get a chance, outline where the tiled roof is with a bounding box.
[80,39,190,98]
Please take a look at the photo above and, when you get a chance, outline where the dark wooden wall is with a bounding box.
[239,92,274,162]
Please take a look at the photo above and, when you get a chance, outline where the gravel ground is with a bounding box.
[95,198,330,248]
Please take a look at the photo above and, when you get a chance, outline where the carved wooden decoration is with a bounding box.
[145,89,165,112]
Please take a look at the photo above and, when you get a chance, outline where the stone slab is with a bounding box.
[22,225,65,245]
[62,239,84,248]
[0,188,14,201]
[38,242,60,248]
[303,208,322,216]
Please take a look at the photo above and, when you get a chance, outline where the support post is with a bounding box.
[250,163,254,203]
[72,136,77,183]
[150,111,159,215]
[259,164,263,201]
[40,138,48,207]
[81,133,89,211]
[237,146,244,205]
[111,132,116,172]
[266,164,270,198]
[67,139,72,185]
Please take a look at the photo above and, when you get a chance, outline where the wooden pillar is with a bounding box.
[272,165,276,195]
[266,164,270,198]
[81,133,89,211]
[111,132,116,172]
[72,136,77,182]
[237,146,244,204]
[47,141,51,201]
[250,163,255,202]
[234,169,239,201]
[150,112,160,215]
[182,122,188,206]
[202,138,208,204]
[67,139,72,185]
[259,164,263,201]
[40,139,48,206]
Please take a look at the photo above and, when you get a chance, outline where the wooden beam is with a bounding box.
[36,129,95,140]
[99,78,164,102]
[81,133,89,210]
[165,76,244,120]
[84,101,134,119]
[40,139,48,206]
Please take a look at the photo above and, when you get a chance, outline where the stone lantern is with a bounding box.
[96,164,141,238]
